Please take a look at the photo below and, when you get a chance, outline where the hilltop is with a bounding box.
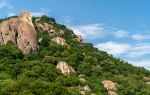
[0,12,150,95]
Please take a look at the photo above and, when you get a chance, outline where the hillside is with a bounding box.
[0,11,150,95]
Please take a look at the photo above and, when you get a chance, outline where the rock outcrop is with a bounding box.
[146,82,150,86]
[56,61,76,75]
[0,11,38,54]
[51,37,67,46]
[75,35,83,42]
[17,12,38,54]
[0,18,18,45]
[79,78,86,83]
[108,91,118,95]
[80,85,92,94]
[102,80,118,95]
[35,20,57,35]
[37,23,50,31]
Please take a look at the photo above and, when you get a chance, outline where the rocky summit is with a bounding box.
[0,11,150,95]
[0,11,38,54]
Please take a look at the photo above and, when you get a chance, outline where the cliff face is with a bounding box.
[0,11,38,54]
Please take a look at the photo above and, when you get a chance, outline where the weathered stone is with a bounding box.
[75,35,83,42]
[36,23,49,31]
[51,37,67,45]
[108,91,118,95]
[79,78,86,83]
[35,18,40,22]
[0,18,17,45]
[144,77,150,80]
[102,80,118,91]
[0,11,38,54]
[146,82,150,85]
[78,74,86,78]
[17,11,38,54]
[49,28,56,33]
[59,30,64,35]
[90,93,96,95]
[56,61,76,75]
[38,38,43,43]
[80,85,92,94]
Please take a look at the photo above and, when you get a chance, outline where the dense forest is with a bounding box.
[0,15,150,95]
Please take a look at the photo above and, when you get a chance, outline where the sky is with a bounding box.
[0,0,150,70]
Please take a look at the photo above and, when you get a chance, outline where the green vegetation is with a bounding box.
[0,15,150,95]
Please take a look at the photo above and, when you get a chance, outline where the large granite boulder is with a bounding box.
[102,80,118,95]
[51,37,67,46]
[0,11,38,54]
[80,85,92,94]
[56,61,76,75]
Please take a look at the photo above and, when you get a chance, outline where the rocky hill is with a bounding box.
[0,11,150,95]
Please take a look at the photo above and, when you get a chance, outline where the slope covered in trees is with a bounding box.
[0,15,150,95]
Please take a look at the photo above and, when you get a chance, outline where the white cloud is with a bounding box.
[31,12,46,17]
[69,24,129,39]
[31,7,51,17]
[129,60,150,70]
[7,11,16,17]
[69,24,109,39]
[114,30,129,38]
[95,42,150,70]
[95,42,150,58]
[95,41,130,56]
[0,0,13,10]
[62,16,72,24]
[40,7,51,13]
[132,34,150,40]
[127,43,150,57]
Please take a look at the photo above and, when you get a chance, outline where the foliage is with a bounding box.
[0,16,149,95]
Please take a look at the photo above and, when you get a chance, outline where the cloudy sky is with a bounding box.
[0,0,150,70]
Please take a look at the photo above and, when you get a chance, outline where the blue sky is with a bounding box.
[0,0,150,70]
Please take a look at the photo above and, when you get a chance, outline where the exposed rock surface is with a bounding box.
[0,18,18,45]
[80,85,92,94]
[56,61,76,75]
[75,35,83,42]
[37,23,50,31]
[108,91,118,95]
[0,11,38,54]
[102,80,118,91]
[35,21,56,34]
[78,74,86,78]
[79,78,86,83]
[144,77,150,80]
[52,37,67,45]
[59,30,64,35]
[146,82,150,85]
[102,80,118,95]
